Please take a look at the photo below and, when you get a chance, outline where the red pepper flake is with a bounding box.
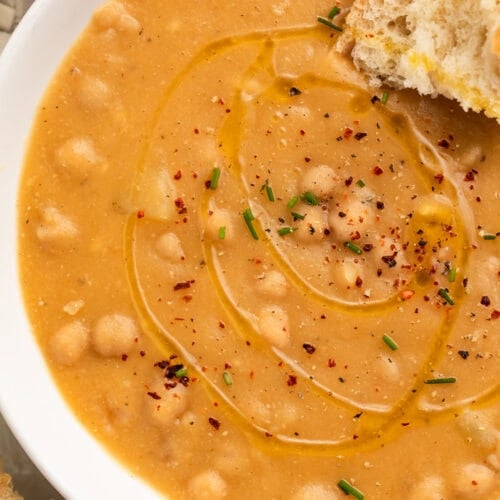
[363,243,374,252]
[194,128,199,134]
[304,156,311,163]
[376,201,385,210]
[354,132,367,140]
[328,358,336,368]
[208,417,221,430]
[121,354,128,361]
[401,422,410,426]
[182,295,193,303]
[343,127,353,139]
[372,165,384,175]
[434,173,444,184]
[300,129,306,136]
[154,360,170,369]
[218,320,226,329]
[400,289,415,301]
[173,170,182,180]
[355,276,363,288]
[345,176,353,186]
[147,391,161,400]
[437,139,450,148]
[491,310,500,320]
[382,252,398,267]
[140,350,146,357]
[464,171,475,182]
[136,210,145,219]
[173,280,194,291]
[480,296,491,306]
[287,374,298,386]
[302,343,316,354]
[458,350,469,360]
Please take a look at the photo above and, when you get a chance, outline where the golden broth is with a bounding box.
[18,1,499,498]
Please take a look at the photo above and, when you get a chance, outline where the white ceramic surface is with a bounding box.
[0,1,161,498]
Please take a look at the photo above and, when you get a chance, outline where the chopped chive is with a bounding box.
[382,334,398,351]
[210,167,221,190]
[424,377,456,385]
[287,196,299,209]
[301,191,319,206]
[337,479,364,500]
[328,6,341,18]
[265,183,275,202]
[482,233,496,240]
[218,226,226,240]
[438,288,454,305]
[356,179,366,188]
[317,16,343,32]
[222,371,233,386]
[278,226,296,236]
[344,241,363,255]
[291,212,306,221]
[381,91,389,104]
[243,208,259,240]
[175,367,188,378]
[448,268,457,283]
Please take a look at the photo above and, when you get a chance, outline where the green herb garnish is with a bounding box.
[482,233,496,240]
[337,479,364,500]
[448,268,456,283]
[261,180,275,202]
[278,227,296,236]
[356,179,366,188]
[381,91,389,104]
[382,334,399,351]
[175,367,188,378]
[317,17,343,32]
[218,226,226,240]
[438,288,454,305]
[223,371,233,386]
[328,6,341,18]
[344,241,363,255]
[243,208,259,240]
[287,196,299,209]
[210,167,221,190]
[424,377,456,385]
[291,212,305,221]
[301,191,319,206]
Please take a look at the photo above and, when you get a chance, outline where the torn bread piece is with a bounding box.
[337,0,500,122]
[0,472,22,500]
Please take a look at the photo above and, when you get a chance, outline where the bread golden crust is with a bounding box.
[0,473,22,500]
[337,0,500,122]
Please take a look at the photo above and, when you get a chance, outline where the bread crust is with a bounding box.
[337,0,500,121]
[0,473,22,500]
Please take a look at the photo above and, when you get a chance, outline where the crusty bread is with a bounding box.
[337,0,500,122]
[0,472,22,500]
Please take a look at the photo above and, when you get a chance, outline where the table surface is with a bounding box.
[1,1,64,498]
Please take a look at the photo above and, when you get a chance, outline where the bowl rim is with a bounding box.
[0,1,161,498]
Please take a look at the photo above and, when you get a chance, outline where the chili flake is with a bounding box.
[208,417,221,430]
[302,343,316,354]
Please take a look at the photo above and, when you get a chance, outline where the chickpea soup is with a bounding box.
[17,0,499,498]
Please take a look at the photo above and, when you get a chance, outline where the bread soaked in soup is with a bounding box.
[18,0,500,498]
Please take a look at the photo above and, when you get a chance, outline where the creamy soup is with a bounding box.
[18,0,500,498]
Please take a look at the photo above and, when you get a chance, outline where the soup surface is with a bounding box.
[18,0,500,498]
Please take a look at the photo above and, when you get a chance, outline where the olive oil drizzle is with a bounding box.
[124,26,498,454]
